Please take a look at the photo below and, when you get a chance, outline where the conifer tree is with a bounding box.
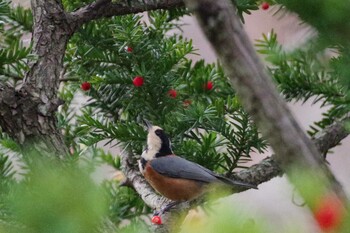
[0,0,349,232]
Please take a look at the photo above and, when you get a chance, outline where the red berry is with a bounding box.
[261,2,269,10]
[126,46,133,53]
[81,81,91,91]
[151,216,162,225]
[313,194,344,231]
[168,89,177,98]
[133,76,144,87]
[205,81,213,91]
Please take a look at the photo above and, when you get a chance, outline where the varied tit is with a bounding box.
[138,120,257,216]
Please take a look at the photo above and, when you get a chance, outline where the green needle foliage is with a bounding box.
[0,0,33,84]
[1,159,108,233]
[68,11,266,170]
[255,30,349,136]
[62,5,267,230]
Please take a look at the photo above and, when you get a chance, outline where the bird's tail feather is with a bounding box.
[217,176,258,189]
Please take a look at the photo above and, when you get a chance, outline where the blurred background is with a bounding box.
[11,1,350,232]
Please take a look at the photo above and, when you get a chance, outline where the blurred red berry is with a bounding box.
[133,76,144,87]
[314,194,344,231]
[81,81,91,91]
[205,81,213,91]
[261,2,269,10]
[151,215,162,225]
[168,89,177,98]
[126,46,133,53]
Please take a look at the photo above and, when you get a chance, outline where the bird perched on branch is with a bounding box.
[138,120,257,216]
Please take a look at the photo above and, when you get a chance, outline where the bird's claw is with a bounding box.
[153,210,160,216]
[153,206,169,217]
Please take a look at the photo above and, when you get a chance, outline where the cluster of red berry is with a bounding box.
[80,45,214,108]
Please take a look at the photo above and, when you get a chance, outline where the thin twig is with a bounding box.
[59,77,79,82]
[69,0,185,30]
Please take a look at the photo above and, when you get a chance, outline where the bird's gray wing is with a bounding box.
[149,156,218,184]
[149,156,257,189]
[194,162,257,189]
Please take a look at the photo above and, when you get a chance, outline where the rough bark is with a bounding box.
[0,0,74,157]
[314,113,350,157]
[183,0,346,199]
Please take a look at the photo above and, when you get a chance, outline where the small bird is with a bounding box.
[138,120,257,216]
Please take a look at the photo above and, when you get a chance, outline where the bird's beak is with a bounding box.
[144,119,153,130]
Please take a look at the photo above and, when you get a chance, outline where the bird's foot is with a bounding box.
[153,210,160,216]
[153,201,180,216]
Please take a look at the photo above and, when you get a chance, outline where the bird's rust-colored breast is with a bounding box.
[144,162,205,201]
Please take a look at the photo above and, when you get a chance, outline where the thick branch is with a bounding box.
[69,0,184,30]
[184,0,346,200]
[231,115,350,185]
[231,157,282,186]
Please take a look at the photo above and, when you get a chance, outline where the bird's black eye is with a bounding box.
[155,129,162,136]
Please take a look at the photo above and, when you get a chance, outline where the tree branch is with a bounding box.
[120,114,349,232]
[231,114,350,185]
[313,113,350,157]
[69,0,184,30]
[120,152,177,233]
[121,152,170,211]
[183,0,347,201]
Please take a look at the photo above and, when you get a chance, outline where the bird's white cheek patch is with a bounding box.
[147,134,161,151]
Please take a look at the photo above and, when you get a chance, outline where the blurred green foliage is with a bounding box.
[0,158,107,233]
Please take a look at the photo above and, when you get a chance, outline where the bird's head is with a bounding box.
[142,120,173,160]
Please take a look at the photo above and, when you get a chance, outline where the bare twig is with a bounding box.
[68,0,184,30]
[59,77,80,82]
[313,113,350,157]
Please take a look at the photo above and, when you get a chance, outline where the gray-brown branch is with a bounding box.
[69,0,184,30]
[183,0,346,200]
[231,114,350,185]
